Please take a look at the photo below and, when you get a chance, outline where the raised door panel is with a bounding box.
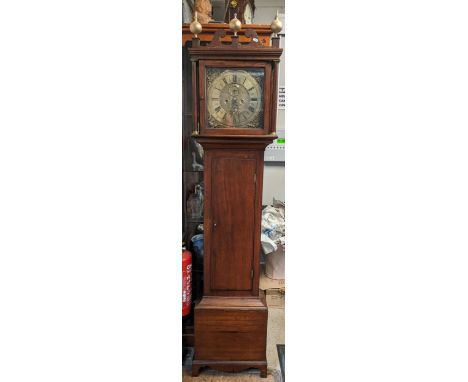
[209,154,257,292]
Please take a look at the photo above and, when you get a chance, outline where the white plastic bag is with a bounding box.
[261,199,285,279]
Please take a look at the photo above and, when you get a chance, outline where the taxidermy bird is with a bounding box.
[195,141,204,159]
[192,152,204,170]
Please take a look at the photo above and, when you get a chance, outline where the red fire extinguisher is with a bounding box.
[182,245,192,316]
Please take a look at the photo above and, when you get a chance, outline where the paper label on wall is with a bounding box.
[278,86,285,109]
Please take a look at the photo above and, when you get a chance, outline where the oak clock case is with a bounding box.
[188,28,282,378]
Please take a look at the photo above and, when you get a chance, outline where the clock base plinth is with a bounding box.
[192,292,268,378]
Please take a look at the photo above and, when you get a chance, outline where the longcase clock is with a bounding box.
[188,17,282,378]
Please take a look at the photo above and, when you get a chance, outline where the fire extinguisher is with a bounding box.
[182,244,192,317]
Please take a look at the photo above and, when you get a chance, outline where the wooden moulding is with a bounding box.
[195,289,268,310]
[188,48,282,61]
[194,134,277,150]
[182,23,273,46]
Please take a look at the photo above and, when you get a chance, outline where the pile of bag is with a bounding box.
[261,199,285,279]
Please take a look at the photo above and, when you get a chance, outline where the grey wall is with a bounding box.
[252,0,285,24]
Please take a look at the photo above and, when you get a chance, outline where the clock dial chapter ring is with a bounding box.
[207,70,262,128]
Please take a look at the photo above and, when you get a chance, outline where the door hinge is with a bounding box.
[254,173,256,184]
[251,269,254,279]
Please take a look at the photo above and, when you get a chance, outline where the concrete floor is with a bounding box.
[182,366,280,382]
[265,305,285,373]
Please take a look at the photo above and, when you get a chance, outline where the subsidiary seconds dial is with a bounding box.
[207,69,262,128]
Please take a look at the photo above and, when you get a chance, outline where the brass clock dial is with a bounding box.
[206,68,264,129]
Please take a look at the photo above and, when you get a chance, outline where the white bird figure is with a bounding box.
[192,152,204,171]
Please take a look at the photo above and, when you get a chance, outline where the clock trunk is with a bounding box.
[203,148,264,297]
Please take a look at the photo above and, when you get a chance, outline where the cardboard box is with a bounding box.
[265,288,285,308]
[260,264,285,309]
